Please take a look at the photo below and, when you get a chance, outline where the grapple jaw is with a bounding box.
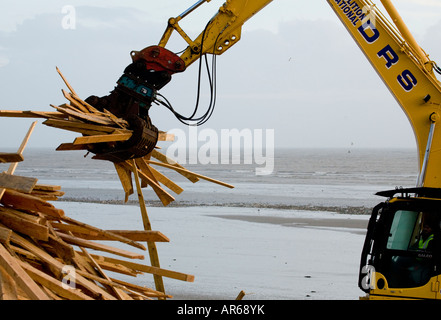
[84,46,186,163]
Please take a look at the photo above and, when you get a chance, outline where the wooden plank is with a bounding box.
[18,261,93,300]
[56,66,77,96]
[43,118,122,136]
[0,110,65,119]
[57,233,144,260]
[87,230,169,242]
[12,121,36,162]
[30,191,65,201]
[41,286,62,300]
[8,244,38,263]
[151,150,200,183]
[63,90,102,115]
[51,104,115,126]
[9,232,117,300]
[5,207,47,225]
[33,184,61,192]
[75,270,146,299]
[145,162,184,195]
[87,253,195,283]
[77,269,167,299]
[56,143,88,151]
[62,89,90,113]
[55,103,81,114]
[131,158,165,193]
[109,277,172,299]
[79,247,128,300]
[90,259,140,277]
[146,160,235,189]
[0,265,18,300]
[0,121,37,201]
[101,109,128,128]
[135,157,157,183]
[0,110,41,118]
[73,133,132,145]
[0,207,49,241]
[30,111,67,119]
[70,93,103,115]
[71,250,96,274]
[158,131,175,142]
[51,222,99,237]
[0,110,34,118]
[0,120,37,202]
[0,226,12,245]
[31,184,64,200]
[59,215,146,251]
[43,118,120,133]
[133,160,176,205]
[46,227,76,265]
[131,159,165,295]
[0,243,50,300]
[114,163,133,202]
[52,226,170,242]
[0,153,24,163]
[1,189,64,218]
[66,93,124,128]
[0,173,37,193]
[236,290,246,300]
[124,160,175,207]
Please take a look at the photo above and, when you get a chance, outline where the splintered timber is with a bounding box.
[0,68,234,300]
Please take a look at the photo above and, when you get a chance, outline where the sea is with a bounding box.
[0,147,421,300]
[2,147,419,213]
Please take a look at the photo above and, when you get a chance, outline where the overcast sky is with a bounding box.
[0,0,440,150]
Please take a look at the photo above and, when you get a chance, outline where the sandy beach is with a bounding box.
[208,213,368,234]
[55,201,370,300]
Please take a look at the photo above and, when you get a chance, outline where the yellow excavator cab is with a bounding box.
[360,188,441,299]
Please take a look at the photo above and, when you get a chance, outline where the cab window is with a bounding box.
[387,210,421,251]
[382,209,438,288]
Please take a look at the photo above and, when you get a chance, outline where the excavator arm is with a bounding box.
[141,0,441,188]
[86,0,441,189]
[156,0,273,68]
[328,0,441,188]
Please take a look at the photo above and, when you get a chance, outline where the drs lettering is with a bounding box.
[358,20,417,92]
[334,0,418,92]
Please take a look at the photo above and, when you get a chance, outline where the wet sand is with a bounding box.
[208,214,369,235]
[56,202,370,299]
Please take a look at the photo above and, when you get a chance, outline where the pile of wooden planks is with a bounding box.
[0,185,195,300]
[0,188,176,300]
[0,123,194,300]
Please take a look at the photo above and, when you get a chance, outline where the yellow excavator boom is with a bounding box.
[157,0,441,188]
[159,0,273,67]
[329,0,441,188]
